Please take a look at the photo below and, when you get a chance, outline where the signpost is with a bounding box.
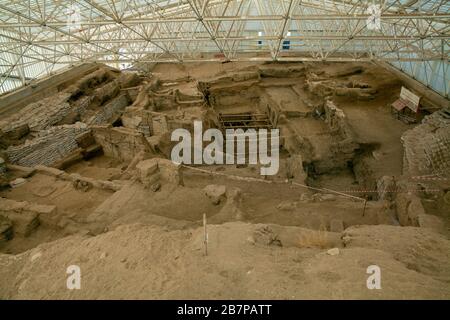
[400,87,420,113]
[391,86,421,123]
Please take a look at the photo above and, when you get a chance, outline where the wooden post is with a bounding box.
[203,213,208,256]
[362,200,367,217]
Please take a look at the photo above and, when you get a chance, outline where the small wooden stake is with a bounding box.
[362,200,367,217]
[203,213,208,256]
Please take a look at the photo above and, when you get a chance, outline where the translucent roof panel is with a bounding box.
[1,0,449,96]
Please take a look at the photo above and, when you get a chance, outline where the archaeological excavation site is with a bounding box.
[0,0,449,302]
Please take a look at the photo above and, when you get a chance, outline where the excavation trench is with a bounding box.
[0,62,432,257]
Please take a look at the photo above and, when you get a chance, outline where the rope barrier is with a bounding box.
[181,164,366,202]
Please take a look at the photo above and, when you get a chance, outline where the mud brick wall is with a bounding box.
[258,65,305,78]
[0,197,56,237]
[92,126,154,162]
[86,94,130,125]
[198,72,260,108]
[0,92,72,134]
[91,72,140,106]
[65,68,111,96]
[117,72,141,89]
[122,108,153,136]
[259,91,281,126]
[324,100,352,139]
[319,101,359,172]
[93,79,121,105]
[0,63,99,116]
[5,125,89,167]
[305,80,335,97]
[0,67,119,136]
[402,108,450,176]
[326,101,359,169]
[1,90,94,136]
[135,158,183,186]
[74,95,93,114]
[352,156,376,198]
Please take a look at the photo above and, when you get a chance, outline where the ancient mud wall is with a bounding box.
[0,68,113,137]
[305,66,376,101]
[86,94,130,126]
[4,124,90,167]
[0,197,55,242]
[0,63,100,116]
[122,108,153,136]
[402,108,450,176]
[92,126,154,162]
[259,91,281,126]
[198,70,260,109]
[313,101,359,173]
[0,66,145,169]
[258,64,306,78]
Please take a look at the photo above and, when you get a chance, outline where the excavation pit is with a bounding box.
[0,61,449,299]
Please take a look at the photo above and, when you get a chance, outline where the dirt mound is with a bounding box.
[1,222,449,299]
[1,61,448,300]
[343,225,450,282]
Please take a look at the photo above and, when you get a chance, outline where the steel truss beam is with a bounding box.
[0,0,448,96]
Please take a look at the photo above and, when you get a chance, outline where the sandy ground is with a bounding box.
[1,61,449,300]
[1,223,449,299]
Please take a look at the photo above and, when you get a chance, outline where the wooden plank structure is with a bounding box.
[218,112,273,130]
[391,86,421,124]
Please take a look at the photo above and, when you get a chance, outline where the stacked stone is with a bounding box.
[72,95,94,115]
[33,101,72,131]
[136,123,151,136]
[0,92,72,133]
[86,94,129,125]
[93,79,120,105]
[5,125,89,167]
[401,129,426,175]
[423,107,450,127]
[402,108,450,176]
[424,126,450,174]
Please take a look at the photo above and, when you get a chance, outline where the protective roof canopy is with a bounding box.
[0,0,449,95]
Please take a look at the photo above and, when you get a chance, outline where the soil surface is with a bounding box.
[1,61,449,300]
